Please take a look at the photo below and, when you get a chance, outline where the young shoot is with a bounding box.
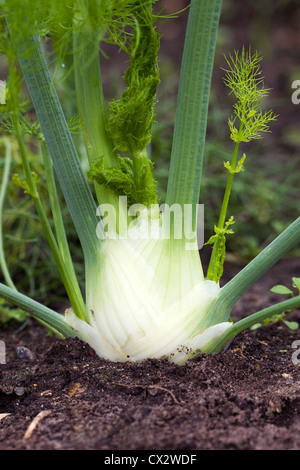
[206,47,278,283]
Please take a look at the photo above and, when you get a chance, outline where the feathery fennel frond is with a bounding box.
[106,1,160,154]
[87,0,160,208]
[206,48,278,283]
[223,47,278,143]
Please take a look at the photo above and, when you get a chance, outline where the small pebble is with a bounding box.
[16,346,36,361]
[40,390,53,397]
[14,386,25,396]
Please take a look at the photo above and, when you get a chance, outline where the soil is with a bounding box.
[1,0,300,454]
[1,258,300,451]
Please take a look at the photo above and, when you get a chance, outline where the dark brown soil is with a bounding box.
[1,258,300,451]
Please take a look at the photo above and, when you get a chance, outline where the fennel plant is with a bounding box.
[1,0,300,364]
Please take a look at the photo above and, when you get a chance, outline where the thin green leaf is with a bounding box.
[0,282,75,338]
[283,320,299,331]
[270,285,293,295]
[292,277,300,290]
[202,295,300,354]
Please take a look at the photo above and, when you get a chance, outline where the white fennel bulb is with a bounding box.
[65,211,231,364]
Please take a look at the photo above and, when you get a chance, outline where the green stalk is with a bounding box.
[41,142,86,320]
[203,295,300,354]
[0,139,17,290]
[72,31,116,169]
[14,33,101,263]
[216,141,240,229]
[73,27,128,234]
[73,33,116,181]
[206,132,241,281]
[203,216,300,327]
[12,110,87,321]
[132,147,158,206]
[166,0,222,236]
[0,282,75,338]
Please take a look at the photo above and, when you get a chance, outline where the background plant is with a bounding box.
[152,0,300,263]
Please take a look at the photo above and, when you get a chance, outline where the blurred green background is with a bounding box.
[153,0,300,261]
[0,0,300,314]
